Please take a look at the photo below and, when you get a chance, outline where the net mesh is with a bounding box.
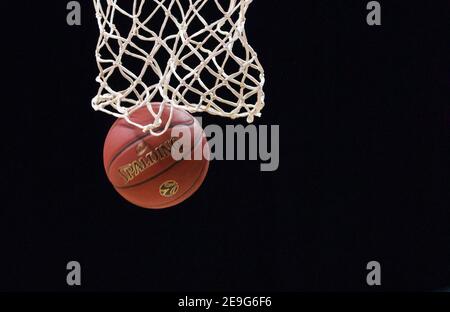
[92,0,265,134]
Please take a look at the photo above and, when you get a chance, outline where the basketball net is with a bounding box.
[92,0,265,135]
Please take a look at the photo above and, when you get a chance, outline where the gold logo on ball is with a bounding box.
[136,141,150,157]
[118,138,178,184]
[159,180,179,198]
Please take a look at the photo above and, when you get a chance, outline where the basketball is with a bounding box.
[103,104,210,209]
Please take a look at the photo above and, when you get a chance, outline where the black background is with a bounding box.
[2,0,450,292]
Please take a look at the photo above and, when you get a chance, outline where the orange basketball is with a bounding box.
[103,104,210,209]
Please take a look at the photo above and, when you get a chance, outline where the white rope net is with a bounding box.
[92,0,265,134]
